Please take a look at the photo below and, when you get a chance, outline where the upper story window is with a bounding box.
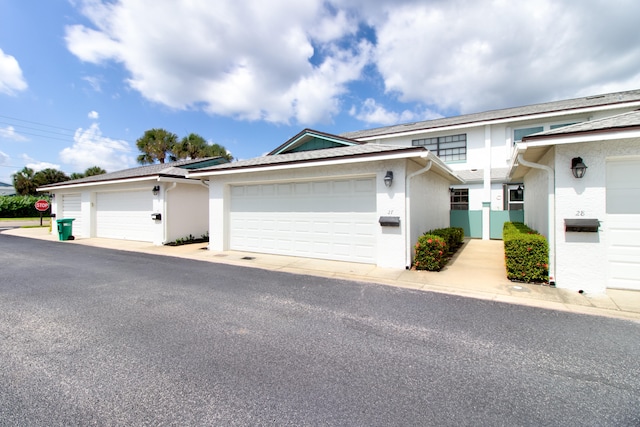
[514,126,544,144]
[412,133,466,162]
[550,122,578,130]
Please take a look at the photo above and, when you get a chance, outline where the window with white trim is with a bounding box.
[514,126,543,144]
[450,188,469,210]
[412,134,466,162]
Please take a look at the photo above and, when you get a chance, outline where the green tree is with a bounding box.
[136,128,178,164]
[84,166,107,176]
[12,167,37,195]
[69,172,85,180]
[174,133,233,161]
[33,168,69,187]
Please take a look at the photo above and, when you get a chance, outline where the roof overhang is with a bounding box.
[190,149,463,184]
[37,175,198,192]
[508,127,640,180]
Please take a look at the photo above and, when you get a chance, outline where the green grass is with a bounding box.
[0,217,51,221]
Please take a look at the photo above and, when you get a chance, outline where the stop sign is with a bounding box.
[35,199,50,212]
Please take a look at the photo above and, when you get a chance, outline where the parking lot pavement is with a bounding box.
[3,226,639,322]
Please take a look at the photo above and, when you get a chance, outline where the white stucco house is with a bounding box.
[189,129,462,269]
[37,158,227,245]
[341,89,640,241]
[509,110,640,293]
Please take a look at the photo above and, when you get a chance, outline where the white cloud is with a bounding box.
[88,110,99,119]
[59,123,133,172]
[21,154,60,172]
[0,48,28,96]
[65,0,372,125]
[0,150,9,165]
[83,76,103,92]
[371,0,640,113]
[0,125,28,142]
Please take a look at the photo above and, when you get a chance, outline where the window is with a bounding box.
[450,188,469,210]
[514,126,543,144]
[507,185,524,211]
[550,122,578,130]
[413,134,466,162]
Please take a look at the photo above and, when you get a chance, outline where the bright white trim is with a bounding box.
[354,102,640,142]
[38,176,197,192]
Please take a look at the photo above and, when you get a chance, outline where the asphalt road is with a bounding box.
[1,233,639,426]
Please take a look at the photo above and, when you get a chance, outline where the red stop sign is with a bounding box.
[35,199,50,212]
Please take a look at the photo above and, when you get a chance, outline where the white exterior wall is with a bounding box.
[553,139,640,293]
[165,182,209,243]
[523,148,554,239]
[408,161,451,264]
[207,159,452,269]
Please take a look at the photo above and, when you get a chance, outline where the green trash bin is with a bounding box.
[56,218,75,241]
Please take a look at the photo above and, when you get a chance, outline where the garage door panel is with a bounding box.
[230,178,377,263]
[61,194,83,237]
[607,157,640,290]
[96,191,155,242]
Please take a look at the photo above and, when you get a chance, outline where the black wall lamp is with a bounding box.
[571,157,587,179]
[384,171,394,188]
[152,185,160,195]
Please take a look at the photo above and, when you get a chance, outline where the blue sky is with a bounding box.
[1,0,640,184]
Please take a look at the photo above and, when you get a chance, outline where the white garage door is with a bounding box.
[606,158,640,290]
[230,178,377,263]
[96,190,155,242]
[61,193,83,237]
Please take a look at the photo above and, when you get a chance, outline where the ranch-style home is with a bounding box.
[189,130,463,269]
[38,158,227,245]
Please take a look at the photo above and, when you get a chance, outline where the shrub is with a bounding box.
[0,195,50,218]
[414,234,448,271]
[427,227,464,253]
[503,222,549,283]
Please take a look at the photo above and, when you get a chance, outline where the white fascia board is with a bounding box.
[37,176,158,192]
[355,102,640,142]
[523,128,640,147]
[155,177,202,185]
[189,150,431,178]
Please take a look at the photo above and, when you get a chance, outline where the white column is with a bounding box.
[482,124,492,240]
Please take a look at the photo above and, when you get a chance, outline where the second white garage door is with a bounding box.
[606,158,640,290]
[96,190,155,242]
[230,177,377,263]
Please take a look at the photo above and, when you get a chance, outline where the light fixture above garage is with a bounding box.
[384,171,394,187]
[152,185,160,195]
[571,157,587,179]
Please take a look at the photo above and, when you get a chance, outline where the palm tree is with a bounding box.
[12,167,36,195]
[136,128,178,164]
[84,166,107,176]
[33,168,70,187]
[174,133,233,161]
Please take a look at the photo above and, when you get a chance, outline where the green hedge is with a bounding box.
[0,195,51,218]
[413,227,465,271]
[503,222,549,283]
[427,227,464,253]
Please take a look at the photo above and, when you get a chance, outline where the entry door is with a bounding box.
[606,158,640,290]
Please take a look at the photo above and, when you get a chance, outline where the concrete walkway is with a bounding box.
[3,226,640,322]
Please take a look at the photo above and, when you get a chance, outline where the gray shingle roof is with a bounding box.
[191,144,426,174]
[39,158,220,189]
[524,109,640,139]
[341,89,640,140]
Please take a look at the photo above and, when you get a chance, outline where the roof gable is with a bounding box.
[268,129,362,155]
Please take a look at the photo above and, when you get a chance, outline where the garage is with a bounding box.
[61,193,83,237]
[96,190,156,242]
[606,158,640,290]
[230,177,377,263]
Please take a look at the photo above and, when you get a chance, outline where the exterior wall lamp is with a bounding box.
[384,171,394,188]
[571,157,587,179]
[152,185,160,195]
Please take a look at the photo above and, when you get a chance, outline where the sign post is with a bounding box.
[34,199,50,227]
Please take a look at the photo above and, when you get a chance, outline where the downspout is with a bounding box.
[163,182,178,244]
[405,157,433,269]
[516,154,556,286]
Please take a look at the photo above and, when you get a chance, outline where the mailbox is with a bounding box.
[379,216,400,227]
[151,213,162,221]
[564,218,599,232]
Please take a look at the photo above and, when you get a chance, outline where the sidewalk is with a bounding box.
[3,227,640,322]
